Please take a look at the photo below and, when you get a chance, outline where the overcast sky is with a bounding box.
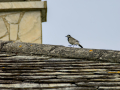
[42,0,120,50]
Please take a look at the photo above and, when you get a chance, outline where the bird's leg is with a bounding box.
[73,45,74,47]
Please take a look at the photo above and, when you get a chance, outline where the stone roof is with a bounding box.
[0,40,120,89]
[0,55,120,90]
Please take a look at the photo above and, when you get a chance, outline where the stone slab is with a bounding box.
[0,0,24,2]
[5,13,20,24]
[0,17,8,37]
[0,1,46,9]
[0,1,47,22]
[19,11,42,43]
[0,35,9,41]
[10,24,18,41]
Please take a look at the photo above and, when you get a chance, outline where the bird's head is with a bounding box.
[66,35,71,38]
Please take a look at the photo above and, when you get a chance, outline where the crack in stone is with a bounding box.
[32,37,41,42]
[2,16,10,40]
[0,33,8,39]
[17,11,25,41]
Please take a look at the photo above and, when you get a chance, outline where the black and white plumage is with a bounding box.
[66,35,83,48]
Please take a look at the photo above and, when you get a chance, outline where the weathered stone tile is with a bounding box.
[19,28,41,43]
[0,1,46,9]
[10,24,18,41]
[0,17,7,37]
[0,34,9,41]
[19,11,42,43]
[0,1,46,43]
[0,1,47,22]
[5,13,20,24]
[32,37,42,44]
[0,12,19,17]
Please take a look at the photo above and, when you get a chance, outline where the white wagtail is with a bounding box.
[66,35,83,48]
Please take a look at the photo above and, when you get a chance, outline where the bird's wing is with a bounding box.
[71,37,79,42]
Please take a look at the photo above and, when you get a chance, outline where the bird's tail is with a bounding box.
[78,44,83,48]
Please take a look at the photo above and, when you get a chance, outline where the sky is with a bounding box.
[42,0,120,50]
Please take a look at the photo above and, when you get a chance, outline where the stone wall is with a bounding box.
[0,1,47,44]
[0,0,41,2]
[0,0,24,2]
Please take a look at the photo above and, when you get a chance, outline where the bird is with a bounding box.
[66,35,83,48]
